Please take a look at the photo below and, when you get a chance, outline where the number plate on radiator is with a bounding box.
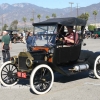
[17,72,27,78]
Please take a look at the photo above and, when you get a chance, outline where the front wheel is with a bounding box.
[94,55,100,79]
[0,61,18,86]
[30,64,54,95]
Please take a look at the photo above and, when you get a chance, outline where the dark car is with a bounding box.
[0,17,100,95]
[6,30,22,43]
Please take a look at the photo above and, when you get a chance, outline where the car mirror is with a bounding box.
[83,43,86,46]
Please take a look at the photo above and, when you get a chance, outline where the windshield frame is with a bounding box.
[33,25,58,46]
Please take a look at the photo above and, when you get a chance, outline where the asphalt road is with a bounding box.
[0,38,100,100]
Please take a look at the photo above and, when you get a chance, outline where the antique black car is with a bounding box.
[6,30,22,43]
[0,17,100,95]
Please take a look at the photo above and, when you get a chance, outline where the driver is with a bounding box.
[64,26,78,46]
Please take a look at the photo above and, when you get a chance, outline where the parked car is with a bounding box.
[6,30,22,43]
[93,28,100,39]
[0,17,100,95]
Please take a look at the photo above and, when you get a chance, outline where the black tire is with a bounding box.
[94,56,100,79]
[0,61,18,86]
[30,64,54,95]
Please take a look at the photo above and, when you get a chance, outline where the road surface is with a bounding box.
[0,38,100,100]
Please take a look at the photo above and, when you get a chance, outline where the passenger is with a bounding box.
[64,26,78,46]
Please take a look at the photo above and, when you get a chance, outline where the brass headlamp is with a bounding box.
[11,56,17,64]
[26,58,33,67]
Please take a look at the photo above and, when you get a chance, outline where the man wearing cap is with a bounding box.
[1,31,12,63]
[64,26,78,46]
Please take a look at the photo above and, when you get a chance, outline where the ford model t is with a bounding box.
[6,30,22,43]
[0,17,100,95]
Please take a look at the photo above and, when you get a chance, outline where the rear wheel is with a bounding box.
[30,64,54,95]
[0,61,18,86]
[94,55,100,79]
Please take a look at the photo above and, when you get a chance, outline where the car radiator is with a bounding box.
[18,56,28,70]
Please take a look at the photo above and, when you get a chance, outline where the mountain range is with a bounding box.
[0,2,100,27]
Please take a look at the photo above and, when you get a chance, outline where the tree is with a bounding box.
[93,10,98,26]
[30,18,34,23]
[10,20,18,30]
[2,24,8,31]
[37,14,41,22]
[78,12,89,20]
[46,16,50,20]
[88,25,96,31]
[22,17,27,31]
[30,18,34,31]
[52,13,56,18]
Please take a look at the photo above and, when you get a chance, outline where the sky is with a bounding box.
[0,0,100,9]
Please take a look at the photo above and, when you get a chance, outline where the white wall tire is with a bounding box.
[30,64,54,95]
[0,61,18,87]
[94,55,100,79]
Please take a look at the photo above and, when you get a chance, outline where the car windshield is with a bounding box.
[34,25,57,46]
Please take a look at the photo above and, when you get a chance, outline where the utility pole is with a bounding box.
[77,3,79,17]
[32,9,35,23]
[69,2,74,17]
[32,9,36,32]
[1,15,4,32]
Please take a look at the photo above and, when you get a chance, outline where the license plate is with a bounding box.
[17,72,27,78]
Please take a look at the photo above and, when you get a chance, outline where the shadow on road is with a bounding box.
[54,70,96,83]
[17,70,96,86]
[16,70,96,95]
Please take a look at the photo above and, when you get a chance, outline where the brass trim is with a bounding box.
[26,58,33,67]
[11,56,17,64]
[18,52,34,70]
[18,52,34,60]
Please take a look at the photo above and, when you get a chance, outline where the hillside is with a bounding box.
[0,2,100,27]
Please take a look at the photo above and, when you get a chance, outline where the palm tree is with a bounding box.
[93,10,98,26]
[37,14,41,22]
[30,18,34,23]
[46,16,50,20]
[30,18,34,31]
[22,17,27,30]
[52,13,56,18]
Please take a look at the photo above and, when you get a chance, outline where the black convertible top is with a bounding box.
[33,17,87,26]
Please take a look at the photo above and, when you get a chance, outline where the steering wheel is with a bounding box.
[56,34,65,45]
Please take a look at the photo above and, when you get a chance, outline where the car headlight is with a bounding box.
[26,58,33,67]
[11,56,17,64]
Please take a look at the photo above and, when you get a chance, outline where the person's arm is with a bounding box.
[9,36,12,49]
[9,41,12,49]
[2,42,4,50]
[1,36,4,50]
[64,37,74,43]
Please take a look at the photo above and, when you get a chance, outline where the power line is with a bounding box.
[69,2,74,17]
[77,3,79,17]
